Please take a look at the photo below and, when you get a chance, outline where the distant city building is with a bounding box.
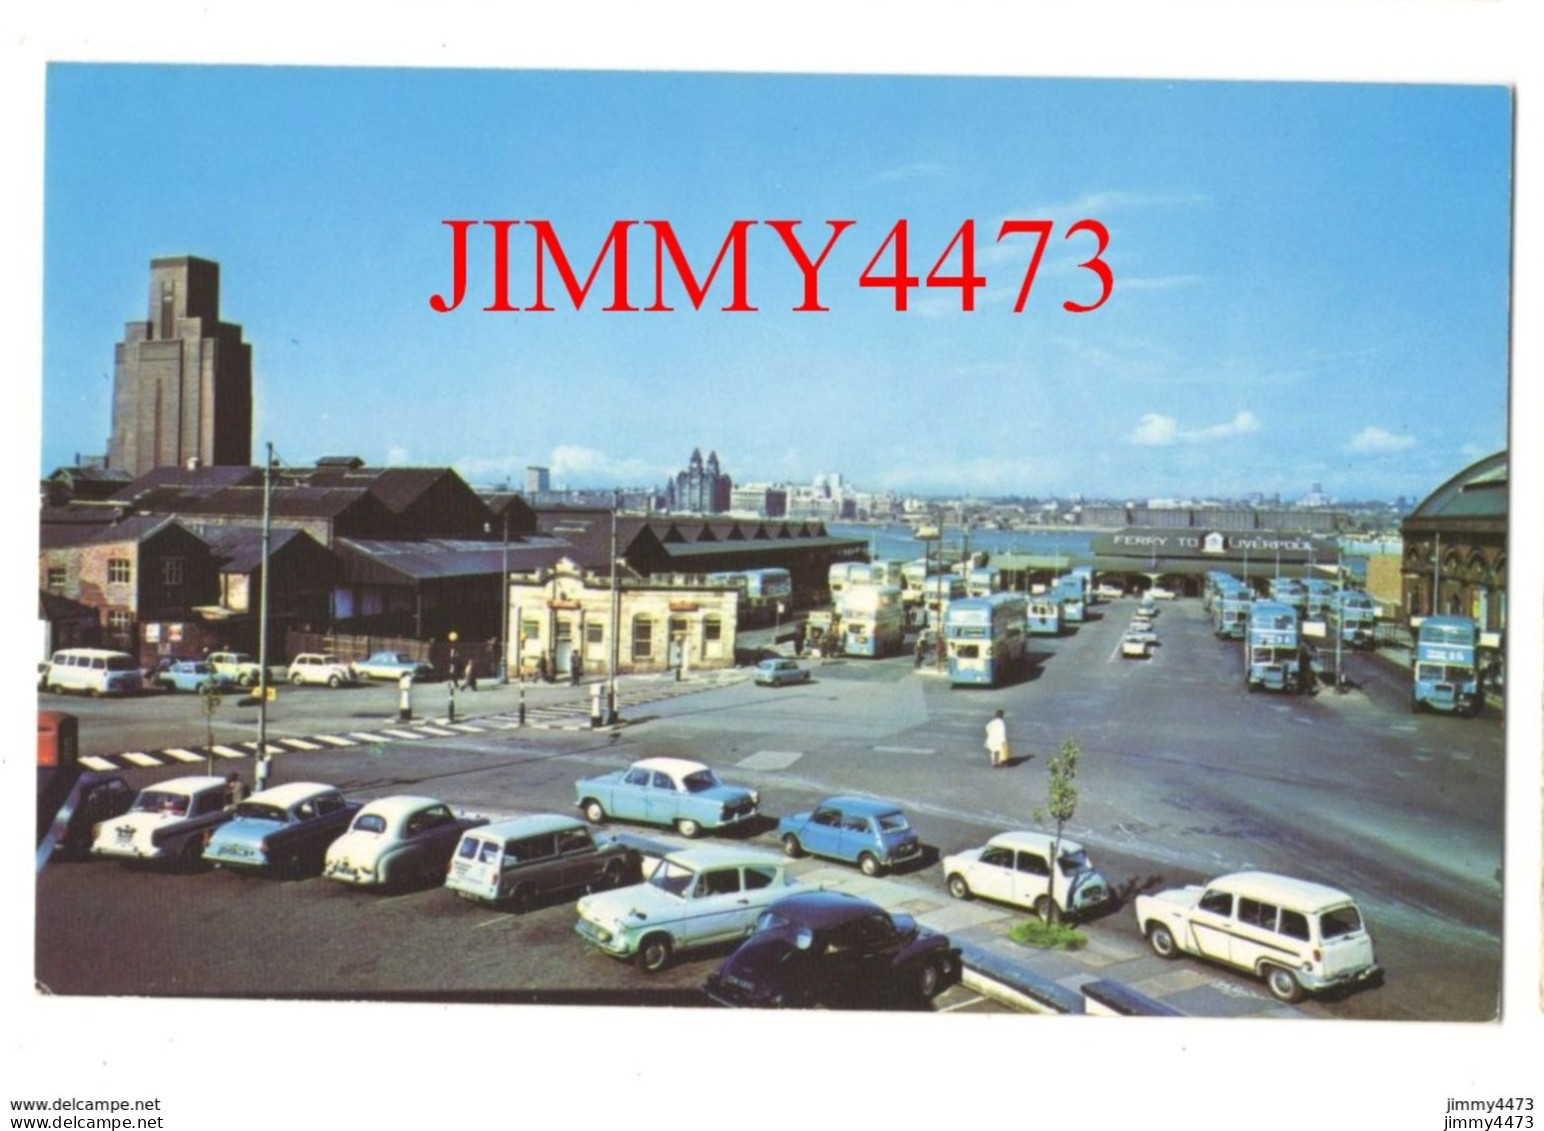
[665,448,732,513]
[108,256,253,479]
[526,466,551,493]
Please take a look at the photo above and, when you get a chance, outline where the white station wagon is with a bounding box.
[91,775,233,866]
[942,831,1110,920]
[1134,871,1382,1003]
[575,845,799,972]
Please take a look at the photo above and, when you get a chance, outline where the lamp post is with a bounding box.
[499,511,510,683]
[606,490,620,725]
[255,441,274,791]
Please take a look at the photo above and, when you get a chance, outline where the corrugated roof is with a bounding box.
[39,514,183,549]
[335,536,572,581]
[198,526,311,573]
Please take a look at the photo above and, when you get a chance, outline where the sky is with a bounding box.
[41,67,1512,503]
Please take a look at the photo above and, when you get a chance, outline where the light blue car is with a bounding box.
[777,796,923,877]
[575,757,759,839]
[153,660,236,694]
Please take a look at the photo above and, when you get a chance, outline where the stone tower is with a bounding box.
[108,256,252,477]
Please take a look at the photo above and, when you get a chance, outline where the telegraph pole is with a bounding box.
[255,441,273,791]
[606,491,620,725]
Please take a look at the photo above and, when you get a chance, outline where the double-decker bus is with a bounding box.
[828,561,865,602]
[918,574,967,627]
[1213,581,1254,641]
[1051,575,1086,623]
[708,568,792,625]
[945,594,1028,686]
[966,567,1001,598]
[1026,596,1063,636]
[900,559,930,606]
[1071,566,1097,604]
[1268,578,1307,616]
[1302,578,1336,618]
[1203,570,1238,614]
[839,585,906,658]
[1246,601,1303,693]
[1330,589,1377,648]
[1412,615,1480,716]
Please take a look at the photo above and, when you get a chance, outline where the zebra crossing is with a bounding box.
[76,673,749,774]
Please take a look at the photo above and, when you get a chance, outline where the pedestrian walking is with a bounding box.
[914,634,926,669]
[984,708,1010,768]
[462,658,478,692]
[569,650,582,686]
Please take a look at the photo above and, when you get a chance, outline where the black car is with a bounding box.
[704,889,962,1009]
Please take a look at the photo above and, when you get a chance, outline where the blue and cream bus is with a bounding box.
[1213,581,1254,640]
[918,574,967,627]
[1051,575,1086,623]
[1026,596,1063,636]
[1302,578,1336,618]
[708,568,793,626]
[1411,615,1480,716]
[1246,601,1303,693]
[1330,589,1377,648]
[966,567,1001,598]
[839,585,906,658]
[944,594,1029,686]
[828,561,865,602]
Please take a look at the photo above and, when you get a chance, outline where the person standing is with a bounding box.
[984,708,1010,768]
[224,772,249,810]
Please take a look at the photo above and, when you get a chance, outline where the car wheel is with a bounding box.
[327,674,342,688]
[635,934,673,974]
[582,799,607,824]
[781,834,804,858]
[178,837,206,873]
[916,958,943,1001]
[240,672,256,687]
[1264,964,1304,1004]
[858,852,883,877]
[290,672,305,685]
[947,873,972,901]
[1147,922,1179,959]
[600,859,626,890]
[507,884,535,914]
[675,818,702,839]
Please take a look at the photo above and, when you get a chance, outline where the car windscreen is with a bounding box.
[232,802,288,823]
[132,791,189,815]
[1319,904,1363,939]
[647,859,697,897]
[681,770,720,792]
[877,812,910,833]
[352,813,388,834]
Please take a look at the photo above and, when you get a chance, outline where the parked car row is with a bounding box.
[74,753,1380,1008]
[40,647,405,696]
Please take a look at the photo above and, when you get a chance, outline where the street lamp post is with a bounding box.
[606,491,620,725]
[499,511,510,683]
[255,441,274,791]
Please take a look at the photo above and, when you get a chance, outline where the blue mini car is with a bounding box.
[777,796,922,877]
[153,660,235,694]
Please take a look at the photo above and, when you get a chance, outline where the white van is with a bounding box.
[44,648,144,697]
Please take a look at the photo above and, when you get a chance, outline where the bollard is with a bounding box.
[518,683,526,727]
[606,686,619,727]
[590,683,602,728]
[446,679,456,724]
[254,753,271,792]
[398,673,413,722]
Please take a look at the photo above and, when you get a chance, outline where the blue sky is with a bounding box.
[42,67,1512,501]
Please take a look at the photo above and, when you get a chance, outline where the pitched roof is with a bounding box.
[334,536,572,582]
[38,514,186,550]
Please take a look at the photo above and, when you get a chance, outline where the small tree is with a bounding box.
[200,685,223,775]
[1031,736,1083,922]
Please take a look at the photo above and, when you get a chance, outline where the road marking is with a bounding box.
[163,747,204,763]
[123,752,163,767]
[412,725,457,737]
[736,749,804,771]
[447,723,485,732]
[473,913,518,929]
[936,993,987,1013]
[872,745,936,755]
[211,744,248,759]
[80,756,116,772]
[380,729,424,740]
[351,731,391,742]
[315,735,356,747]
[280,738,322,750]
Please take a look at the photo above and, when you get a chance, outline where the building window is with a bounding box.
[631,615,654,661]
[585,623,604,645]
[107,558,132,585]
[47,567,66,591]
[520,617,541,644]
[703,615,722,643]
[163,557,185,586]
[107,609,132,632]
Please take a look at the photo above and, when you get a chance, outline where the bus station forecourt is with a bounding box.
[34,551,1503,1020]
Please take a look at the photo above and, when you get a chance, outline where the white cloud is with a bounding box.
[873,161,944,184]
[1128,410,1259,446]
[385,446,411,466]
[1346,426,1416,454]
[549,444,663,484]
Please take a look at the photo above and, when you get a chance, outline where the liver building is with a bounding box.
[666,448,732,513]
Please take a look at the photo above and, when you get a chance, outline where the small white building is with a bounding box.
[507,558,740,677]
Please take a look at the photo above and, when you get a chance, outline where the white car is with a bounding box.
[287,653,358,687]
[943,831,1110,920]
[1094,583,1125,600]
[575,845,799,972]
[206,651,264,687]
[1134,871,1382,1003]
[1126,622,1158,645]
[91,775,233,866]
[323,795,488,890]
[1120,633,1150,659]
[1147,586,1178,600]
